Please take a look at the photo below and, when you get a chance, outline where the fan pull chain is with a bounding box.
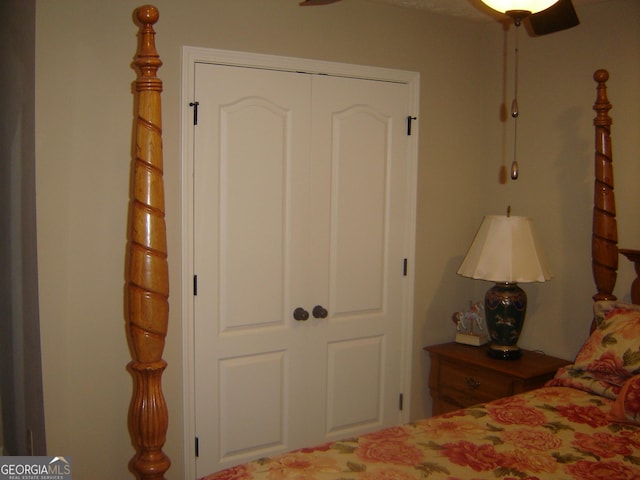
[510,25,520,180]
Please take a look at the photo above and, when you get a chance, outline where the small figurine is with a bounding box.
[451,311,469,333]
[451,301,488,346]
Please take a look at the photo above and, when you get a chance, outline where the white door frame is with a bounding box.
[180,45,419,479]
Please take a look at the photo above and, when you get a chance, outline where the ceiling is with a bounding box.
[368,0,610,22]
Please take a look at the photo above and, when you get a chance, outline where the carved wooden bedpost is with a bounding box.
[619,249,640,304]
[592,69,618,303]
[127,5,170,479]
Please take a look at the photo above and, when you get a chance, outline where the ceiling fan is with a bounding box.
[480,0,579,35]
[299,0,580,35]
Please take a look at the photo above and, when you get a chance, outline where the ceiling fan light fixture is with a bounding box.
[480,0,560,15]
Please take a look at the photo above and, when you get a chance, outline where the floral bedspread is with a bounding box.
[201,386,640,480]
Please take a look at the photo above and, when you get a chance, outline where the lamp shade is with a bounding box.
[457,215,552,283]
[480,0,559,14]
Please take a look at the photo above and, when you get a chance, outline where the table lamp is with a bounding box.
[457,214,552,359]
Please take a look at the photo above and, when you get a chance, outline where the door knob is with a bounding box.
[312,305,328,319]
[293,307,309,321]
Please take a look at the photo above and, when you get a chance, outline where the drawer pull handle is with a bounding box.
[465,377,480,389]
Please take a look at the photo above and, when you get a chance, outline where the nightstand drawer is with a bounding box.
[440,359,511,403]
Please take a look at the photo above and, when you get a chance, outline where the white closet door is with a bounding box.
[192,62,412,477]
[309,74,410,440]
[193,64,315,477]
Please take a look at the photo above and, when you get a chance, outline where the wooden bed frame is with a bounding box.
[124,5,637,479]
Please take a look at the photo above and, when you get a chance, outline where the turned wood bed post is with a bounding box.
[619,249,640,304]
[592,69,618,304]
[126,5,171,479]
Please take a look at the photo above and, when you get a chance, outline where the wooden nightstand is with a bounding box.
[424,342,570,416]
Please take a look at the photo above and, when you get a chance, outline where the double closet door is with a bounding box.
[192,60,416,476]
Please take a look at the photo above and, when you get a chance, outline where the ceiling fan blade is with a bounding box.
[529,0,580,35]
[299,0,342,5]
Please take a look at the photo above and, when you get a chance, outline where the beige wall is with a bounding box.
[35,0,639,478]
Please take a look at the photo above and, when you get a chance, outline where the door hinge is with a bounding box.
[194,274,198,296]
[399,393,404,411]
[195,436,199,457]
[403,258,408,276]
[189,101,200,125]
[407,116,417,136]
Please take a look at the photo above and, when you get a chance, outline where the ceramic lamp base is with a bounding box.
[484,282,527,360]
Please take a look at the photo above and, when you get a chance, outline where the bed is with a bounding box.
[125,5,640,480]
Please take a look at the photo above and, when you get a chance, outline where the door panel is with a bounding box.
[331,106,388,314]
[219,98,290,330]
[326,336,384,434]
[218,351,286,461]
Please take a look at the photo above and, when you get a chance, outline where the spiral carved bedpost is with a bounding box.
[592,69,618,304]
[127,5,170,479]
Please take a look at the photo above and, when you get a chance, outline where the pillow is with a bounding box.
[549,301,640,398]
[592,300,640,331]
[547,365,623,400]
[573,301,640,380]
[610,374,640,424]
